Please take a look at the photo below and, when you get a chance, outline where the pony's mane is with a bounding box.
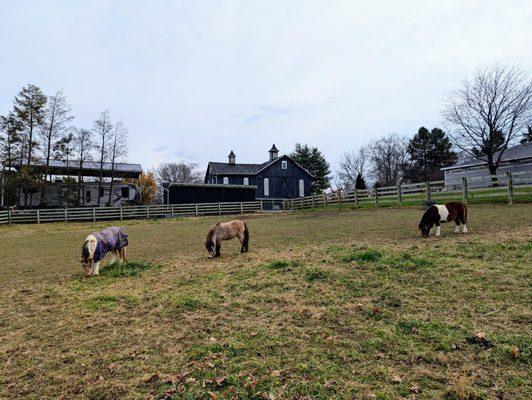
[82,235,97,261]
[205,224,220,248]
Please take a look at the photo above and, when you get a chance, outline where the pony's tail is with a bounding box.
[462,203,468,224]
[243,223,250,252]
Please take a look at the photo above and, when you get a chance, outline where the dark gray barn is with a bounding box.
[167,183,257,204]
[204,144,314,199]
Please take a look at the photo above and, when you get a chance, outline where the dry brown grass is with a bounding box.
[0,204,531,399]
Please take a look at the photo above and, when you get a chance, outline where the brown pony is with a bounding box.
[418,201,468,237]
[205,220,249,258]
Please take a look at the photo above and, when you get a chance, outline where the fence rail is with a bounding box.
[284,171,532,211]
[0,200,264,225]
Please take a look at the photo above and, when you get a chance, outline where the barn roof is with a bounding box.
[441,142,532,171]
[206,155,314,178]
[207,160,271,175]
[5,159,143,178]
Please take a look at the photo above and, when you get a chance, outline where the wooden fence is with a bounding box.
[0,200,265,225]
[284,171,532,211]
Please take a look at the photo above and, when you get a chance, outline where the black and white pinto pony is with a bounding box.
[418,201,468,238]
[81,226,129,276]
[205,220,249,258]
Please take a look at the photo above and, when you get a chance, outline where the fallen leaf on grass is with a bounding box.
[271,370,282,377]
[392,375,402,384]
[410,385,420,393]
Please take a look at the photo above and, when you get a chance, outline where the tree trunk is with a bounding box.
[488,164,498,187]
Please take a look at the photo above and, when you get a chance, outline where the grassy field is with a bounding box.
[0,205,531,399]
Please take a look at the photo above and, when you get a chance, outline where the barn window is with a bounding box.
[299,179,305,197]
[264,178,269,196]
[100,187,104,198]
[86,190,91,203]
[281,160,288,169]
[223,177,229,184]
[243,177,249,185]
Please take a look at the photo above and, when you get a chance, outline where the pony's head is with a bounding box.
[81,235,97,276]
[418,208,435,238]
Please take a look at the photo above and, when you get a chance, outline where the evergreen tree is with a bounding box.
[290,143,331,194]
[404,127,456,182]
[355,173,366,189]
[520,125,532,144]
[13,84,47,206]
[0,113,23,206]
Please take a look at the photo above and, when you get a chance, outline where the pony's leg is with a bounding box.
[119,247,127,263]
[435,224,441,237]
[93,262,101,276]
[454,220,461,233]
[237,233,245,253]
[461,224,468,233]
[215,241,221,257]
[110,250,117,265]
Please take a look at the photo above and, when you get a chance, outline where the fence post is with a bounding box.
[120,206,123,220]
[37,209,40,224]
[195,203,198,216]
[338,191,341,210]
[171,204,175,217]
[374,187,379,207]
[291,198,294,211]
[507,172,513,205]
[397,185,402,204]
[260,199,264,212]
[146,205,150,219]
[64,208,68,223]
[8,208,11,225]
[92,208,96,222]
[461,177,468,205]
[240,202,243,214]
[218,202,221,215]
[312,194,315,209]
[354,189,358,209]
[425,181,431,202]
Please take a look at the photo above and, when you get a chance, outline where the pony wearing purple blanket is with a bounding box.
[81,226,129,276]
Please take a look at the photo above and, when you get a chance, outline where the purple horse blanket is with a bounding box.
[92,227,128,262]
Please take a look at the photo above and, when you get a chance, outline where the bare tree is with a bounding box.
[38,90,74,205]
[155,162,202,203]
[337,147,368,190]
[107,121,128,206]
[156,162,202,184]
[93,110,113,206]
[368,134,408,187]
[443,65,532,178]
[73,128,94,205]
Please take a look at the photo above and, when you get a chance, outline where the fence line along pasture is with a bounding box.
[284,171,532,211]
[1,172,531,225]
[0,200,267,225]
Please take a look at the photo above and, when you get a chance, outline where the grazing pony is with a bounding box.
[205,220,249,258]
[418,201,468,238]
[81,226,129,276]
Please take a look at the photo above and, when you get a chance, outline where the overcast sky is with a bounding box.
[1,0,531,174]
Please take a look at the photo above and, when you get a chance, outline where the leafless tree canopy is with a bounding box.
[156,162,202,184]
[443,65,532,174]
[337,147,368,190]
[93,110,114,206]
[367,134,408,187]
[107,121,128,205]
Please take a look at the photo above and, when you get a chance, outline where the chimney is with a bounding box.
[228,150,236,165]
[269,144,279,161]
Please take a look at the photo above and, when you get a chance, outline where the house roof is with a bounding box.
[441,142,532,171]
[4,158,143,178]
[206,155,314,178]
